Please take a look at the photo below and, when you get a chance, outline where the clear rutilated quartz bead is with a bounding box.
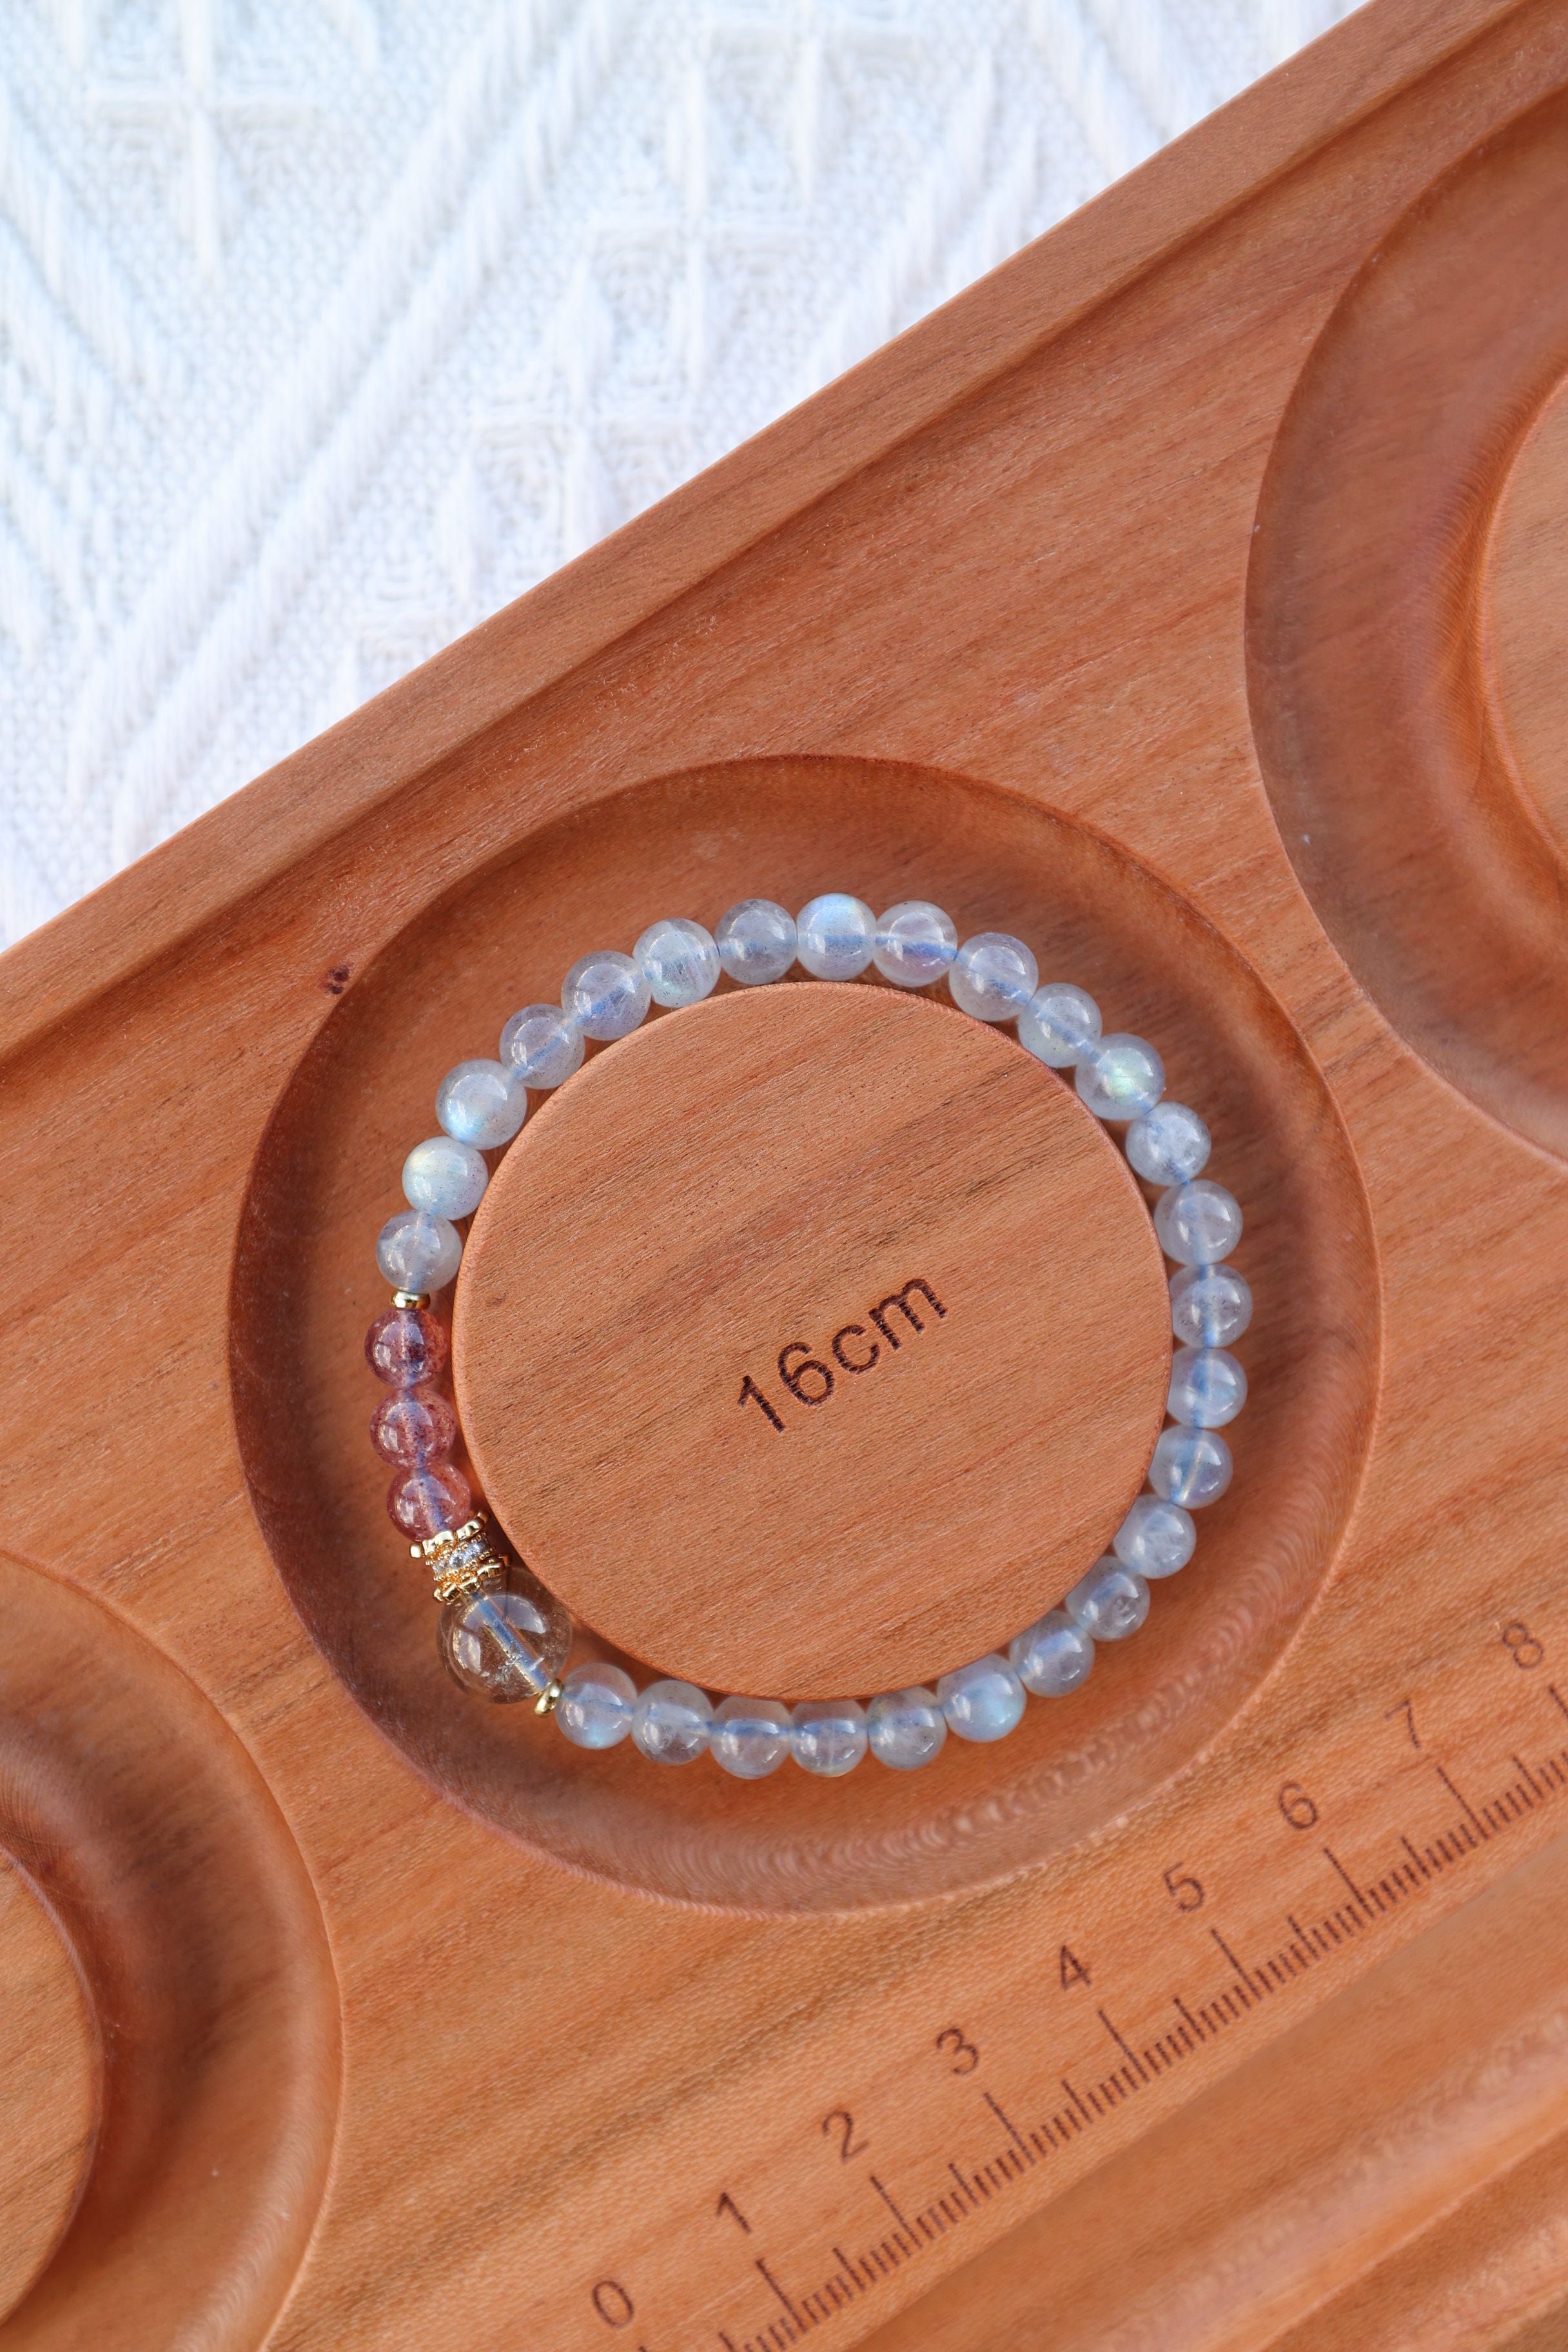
[435,1559,571,1705]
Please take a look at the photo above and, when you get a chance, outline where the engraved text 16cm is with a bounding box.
[738,1279,946,1433]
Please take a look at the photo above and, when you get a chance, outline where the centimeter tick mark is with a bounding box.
[703,1681,1568,2352]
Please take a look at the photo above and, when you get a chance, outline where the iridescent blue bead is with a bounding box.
[1168,1345,1247,1428]
[711,1696,792,1778]
[1065,1560,1150,1640]
[1008,1609,1094,1694]
[872,902,957,988]
[796,893,876,980]
[634,917,721,1008]
[1170,1262,1253,1346]
[950,932,1037,1021]
[562,949,651,1042]
[556,1661,636,1749]
[1077,1034,1164,1122]
[1150,1426,1233,1507]
[867,1687,947,1769]
[936,1654,1026,1741]
[1112,1495,1195,1579]
[1126,1101,1210,1184]
[790,1698,867,1776]
[716,899,797,985]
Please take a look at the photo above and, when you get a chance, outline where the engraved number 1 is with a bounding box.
[739,1374,786,1433]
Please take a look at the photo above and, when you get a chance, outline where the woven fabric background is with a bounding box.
[0,0,1355,948]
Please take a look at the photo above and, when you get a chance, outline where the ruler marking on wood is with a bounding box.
[754,2255,805,2333]
[1322,1845,1371,1911]
[866,2173,910,2235]
[980,2087,1035,2162]
[1433,1761,1489,1839]
[680,1701,1568,2352]
[1207,1930,1260,2001]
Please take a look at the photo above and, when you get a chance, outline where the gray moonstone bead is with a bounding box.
[376,1207,462,1292]
[1168,1345,1247,1429]
[632,1679,713,1764]
[1112,1495,1196,1578]
[1126,1100,1211,1183]
[872,901,957,988]
[867,1687,947,1769]
[1065,1560,1150,1641]
[402,1134,488,1220]
[562,948,651,1042]
[716,898,798,986]
[1018,981,1101,1067]
[634,917,721,1008]
[1009,1609,1095,1695]
[556,1661,636,1749]
[711,1696,792,1778]
[790,1698,868,1776]
[1170,1264,1253,1348]
[1155,1179,1243,1266]
[950,931,1037,1021]
[499,1003,584,1088]
[936,1653,1026,1741]
[1150,1426,1233,1507]
[796,892,876,981]
[436,1057,528,1146]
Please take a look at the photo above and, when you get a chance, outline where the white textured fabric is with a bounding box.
[0,0,1353,948]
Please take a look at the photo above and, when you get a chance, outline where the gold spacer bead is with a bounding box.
[534,1678,564,1717]
[391,1289,429,1311]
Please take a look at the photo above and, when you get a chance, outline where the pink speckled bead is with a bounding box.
[370,1388,458,1467]
[365,1305,449,1389]
[387,1462,472,1540]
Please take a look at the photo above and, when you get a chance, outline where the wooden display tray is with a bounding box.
[7,2,1568,2343]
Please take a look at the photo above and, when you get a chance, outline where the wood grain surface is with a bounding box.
[456,982,1170,1698]
[6,1,1568,2345]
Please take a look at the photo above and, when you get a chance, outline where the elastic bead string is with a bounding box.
[363,894,1250,1778]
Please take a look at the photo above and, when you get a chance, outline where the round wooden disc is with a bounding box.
[455,983,1171,1698]
[0,1857,95,2317]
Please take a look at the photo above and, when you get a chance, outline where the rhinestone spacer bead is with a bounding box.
[411,1513,511,1605]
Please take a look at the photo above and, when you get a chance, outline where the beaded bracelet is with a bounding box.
[364,895,1250,1779]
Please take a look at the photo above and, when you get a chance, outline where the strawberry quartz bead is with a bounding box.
[366,1305,448,1389]
[387,1462,473,1540]
[370,1387,458,1467]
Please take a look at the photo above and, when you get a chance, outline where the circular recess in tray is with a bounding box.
[1248,86,1568,1162]
[234,754,1378,1913]
[0,1549,338,2341]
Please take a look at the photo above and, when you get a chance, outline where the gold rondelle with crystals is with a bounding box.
[411,1513,509,1606]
